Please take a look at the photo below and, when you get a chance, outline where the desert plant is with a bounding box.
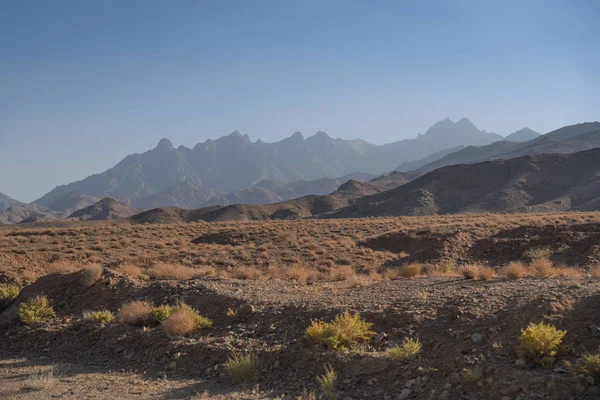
[151,305,173,323]
[316,364,337,399]
[162,303,212,337]
[478,266,496,280]
[503,262,527,280]
[463,366,482,382]
[524,247,553,260]
[399,264,422,278]
[519,322,566,366]
[528,258,555,277]
[18,295,56,325]
[83,310,115,325]
[80,264,103,286]
[147,263,201,280]
[117,300,154,326]
[0,285,20,311]
[226,307,238,317]
[386,338,422,360]
[305,311,375,350]
[571,353,600,382]
[222,353,256,382]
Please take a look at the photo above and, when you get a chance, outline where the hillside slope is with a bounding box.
[325,148,600,218]
[0,193,24,211]
[68,198,141,221]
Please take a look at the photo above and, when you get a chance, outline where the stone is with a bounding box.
[439,390,449,399]
[398,388,412,399]
[405,379,416,388]
[471,333,483,343]
[515,359,526,367]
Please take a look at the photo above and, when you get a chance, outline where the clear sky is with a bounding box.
[1,0,599,202]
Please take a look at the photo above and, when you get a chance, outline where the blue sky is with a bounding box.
[1,0,599,202]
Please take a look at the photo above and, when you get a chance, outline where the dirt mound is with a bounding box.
[129,206,222,224]
[14,268,142,315]
[361,222,600,266]
[192,230,254,246]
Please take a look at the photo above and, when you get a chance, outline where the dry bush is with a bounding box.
[147,263,201,280]
[342,275,371,288]
[20,369,57,392]
[381,269,402,280]
[81,264,103,286]
[527,258,555,277]
[230,266,263,280]
[386,338,422,360]
[117,300,154,326]
[327,265,356,281]
[46,261,78,274]
[116,264,143,278]
[503,262,527,280]
[0,285,20,311]
[477,266,496,280]
[524,246,553,260]
[398,263,423,278]
[554,266,581,278]
[460,265,480,280]
[162,303,213,337]
[268,265,318,284]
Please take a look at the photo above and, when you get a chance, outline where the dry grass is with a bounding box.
[398,264,423,278]
[527,258,555,277]
[230,266,263,280]
[162,303,213,337]
[18,295,56,325]
[116,264,143,278]
[305,311,375,350]
[117,300,154,326]
[503,262,527,280]
[589,264,600,278]
[460,264,480,280]
[147,263,202,280]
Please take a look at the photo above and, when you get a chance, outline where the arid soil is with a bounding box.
[2,213,600,399]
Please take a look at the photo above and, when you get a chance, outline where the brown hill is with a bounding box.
[129,170,415,223]
[68,198,140,221]
[324,148,600,218]
[0,193,24,212]
[47,192,100,213]
[0,204,59,224]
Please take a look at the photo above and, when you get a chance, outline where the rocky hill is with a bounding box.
[413,122,600,173]
[130,170,416,223]
[47,192,100,214]
[35,118,504,209]
[68,198,140,221]
[0,193,24,211]
[325,148,600,218]
[0,204,59,224]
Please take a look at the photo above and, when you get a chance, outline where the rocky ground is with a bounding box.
[2,214,600,399]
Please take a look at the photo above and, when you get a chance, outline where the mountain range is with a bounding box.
[33,118,521,210]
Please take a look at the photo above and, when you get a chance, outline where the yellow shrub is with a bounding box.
[222,353,256,382]
[305,311,374,350]
[151,305,173,323]
[573,353,600,381]
[519,322,566,366]
[0,285,20,311]
[18,295,56,325]
[162,303,212,337]
[83,310,115,325]
[386,338,422,360]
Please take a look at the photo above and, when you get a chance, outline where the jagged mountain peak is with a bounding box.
[156,138,174,151]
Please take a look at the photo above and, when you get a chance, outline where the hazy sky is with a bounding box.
[1,1,599,202]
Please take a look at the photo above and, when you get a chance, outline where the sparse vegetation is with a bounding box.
[222,353,256,382]
[162,303,212,337]
[316,364,337,399]
[305,311,374,349]
[519,322,566,366]
[463,366,482,382]
[503,262,527,280]
[386,338,422,360]
[83,309,115,325]
[18,295,56,325]
[117,300,154,326]
[0,284,20,311]
[569,353,600,382]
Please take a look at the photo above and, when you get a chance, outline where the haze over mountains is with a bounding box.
[4,118,600,225]
[33,118,528,211]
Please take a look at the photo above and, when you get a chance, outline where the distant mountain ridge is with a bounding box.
[0,193,24,211]
[408,122,599,173]
[34,118,505,209]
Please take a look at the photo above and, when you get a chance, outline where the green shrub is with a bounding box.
[316,364,337,399]
[463,366,482,382]
[162,303,212,337]
[151,305,173,323]
[0,285,20,311]
[305,311,374,350]
[83,310,115,325]
[386,338,422,360]
[222,353,256,382]
[18,295,56,325]
[519,322,566,366]
[569,353,600,383]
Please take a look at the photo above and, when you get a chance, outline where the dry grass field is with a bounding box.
[2,212,600,399]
